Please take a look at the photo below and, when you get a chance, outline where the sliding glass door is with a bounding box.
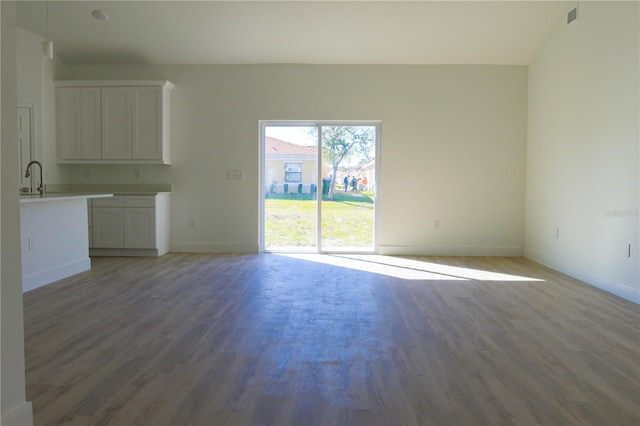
[261,122,380,253]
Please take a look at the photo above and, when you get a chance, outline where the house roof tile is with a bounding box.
[266,136,317,156]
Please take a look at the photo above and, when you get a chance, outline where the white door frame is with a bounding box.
[259,120,381,254]
[18,104,35,191]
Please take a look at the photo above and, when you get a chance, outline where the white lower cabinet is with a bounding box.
[93,206,125,248]
[124,208,156,248]
[90,193,170,256]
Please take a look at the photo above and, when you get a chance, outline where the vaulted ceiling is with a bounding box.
[16,1,569,65]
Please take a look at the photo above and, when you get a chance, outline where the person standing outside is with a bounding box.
[362,176,368,191]
[343,175,349,192]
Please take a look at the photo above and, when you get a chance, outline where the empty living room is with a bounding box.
[1,1,638,425]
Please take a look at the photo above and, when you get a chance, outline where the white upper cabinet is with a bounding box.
[55,81,173,164]
[56,87,101,160]
[131,88,163,160]
[101,87,131,160]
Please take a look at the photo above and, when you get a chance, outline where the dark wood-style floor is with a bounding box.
[23,254,639,425]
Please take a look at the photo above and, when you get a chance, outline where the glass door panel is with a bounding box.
[319,125,376,252]
[263,125,318,251]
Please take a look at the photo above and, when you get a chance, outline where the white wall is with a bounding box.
[16,27,41,189]
[59,64,528,255]
[526,2,639,302]
[1,2,33,425]
[16,27,67,186]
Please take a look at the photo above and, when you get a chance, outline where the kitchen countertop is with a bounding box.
[109,192,168,195]
[19,193,113,204]
[20,184,173,203]
[46,183,173,194]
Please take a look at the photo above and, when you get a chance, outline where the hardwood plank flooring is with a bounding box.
[23,254,640,425]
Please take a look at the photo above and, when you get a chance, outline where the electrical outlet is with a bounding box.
[556,227,560,239]
[28,237,34,251]
[627,243,631,258]
[228,170,244,180]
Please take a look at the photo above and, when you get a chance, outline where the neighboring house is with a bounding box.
[339,159,375,191]
[265,136,326,194]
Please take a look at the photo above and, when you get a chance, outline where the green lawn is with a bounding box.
[264,192,374,249]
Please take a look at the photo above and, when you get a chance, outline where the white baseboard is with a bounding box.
[171,243,522,257]
[378,245,523,257]
[90,248,160,257]
[1,401,33,426]
[23,258,91,293]
[524,248,639,304]
[171,242,259,254]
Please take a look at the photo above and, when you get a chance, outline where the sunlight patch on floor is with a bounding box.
[278,254,545,282]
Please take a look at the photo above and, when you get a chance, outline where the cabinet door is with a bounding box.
[56,87,101,160]
[131,87,163,160]
[92,207,125,248]
[124,208,156,249]
[102,87,131,160]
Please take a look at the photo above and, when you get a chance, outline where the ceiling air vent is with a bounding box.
[567,4,578,24]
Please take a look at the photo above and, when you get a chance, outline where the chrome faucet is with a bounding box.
[25,160,45,196]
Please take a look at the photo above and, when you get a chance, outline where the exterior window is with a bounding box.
[285,162,302,182]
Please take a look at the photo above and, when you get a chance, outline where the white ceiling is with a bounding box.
[16,1,570,65]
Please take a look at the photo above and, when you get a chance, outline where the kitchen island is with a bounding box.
[20,192,112,292]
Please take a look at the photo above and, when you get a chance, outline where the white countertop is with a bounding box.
[47,183,173,194]
[19,193,113,204]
